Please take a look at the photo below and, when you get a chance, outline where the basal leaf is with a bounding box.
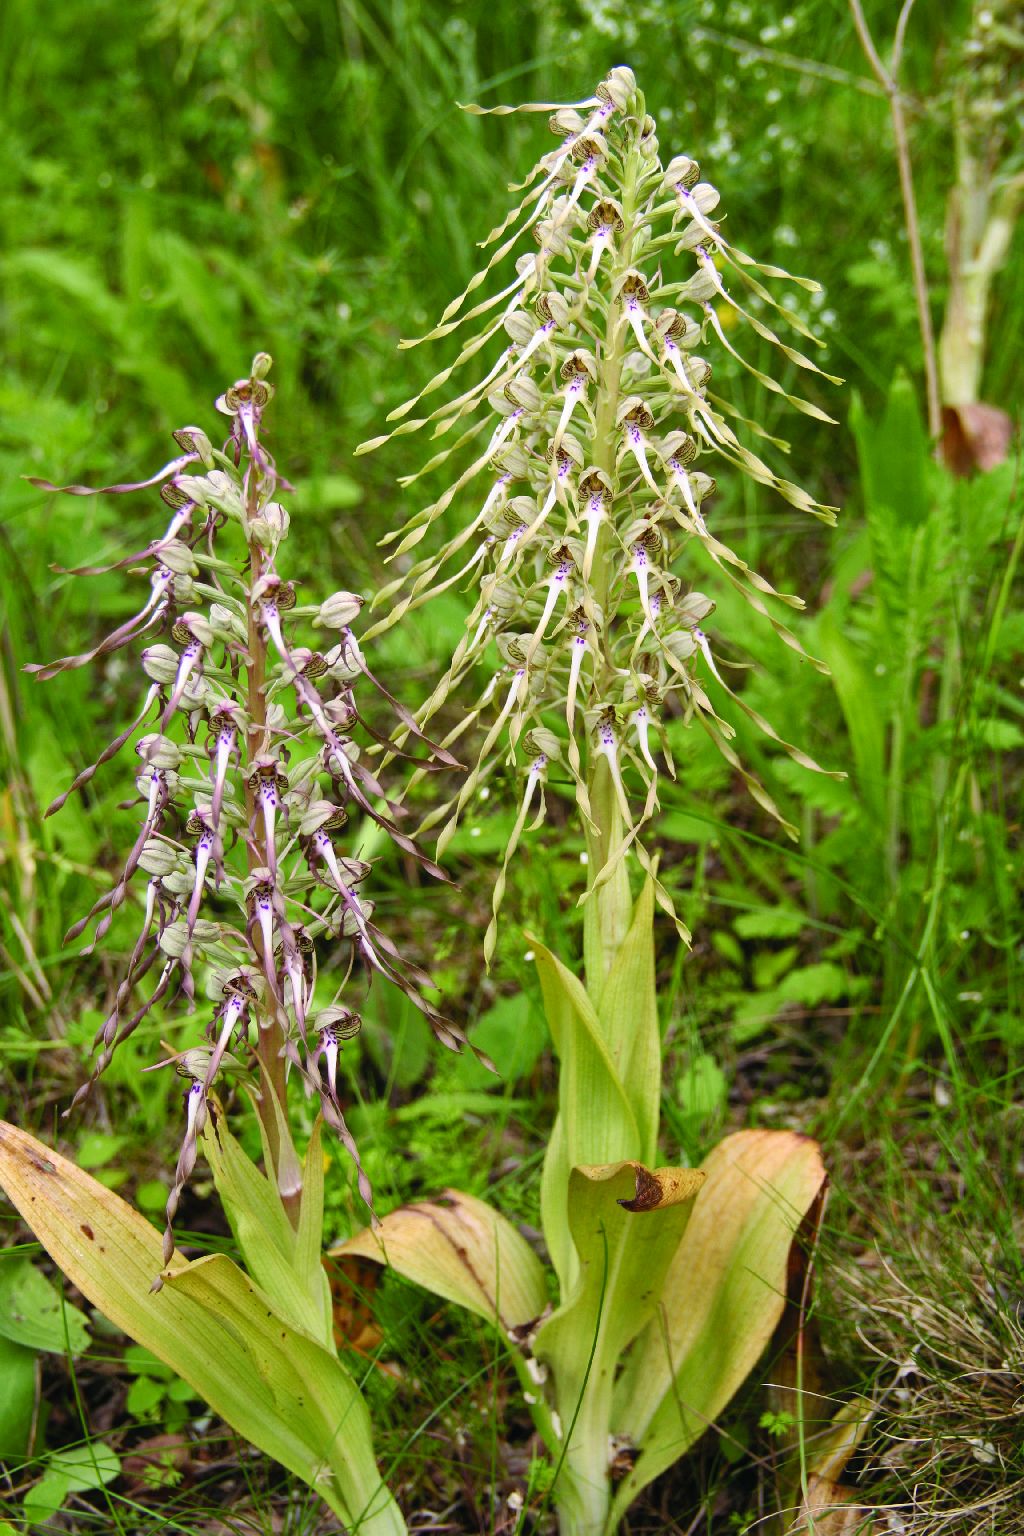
[202,1118,329,1348]
[534,1161,703,1536]
[608,1129,826,1527]
[531,940,641,1292]
[596,880,661,1165]
[0,1122,404,1535]
[331,1187,548,1334]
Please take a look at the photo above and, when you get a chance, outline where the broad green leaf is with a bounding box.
[533,1161,703,1536]
[817,611,886,825]
[531,941,640,1292]
[202,1119,329,1348]
[295,1121,335,1347]
[0,1122,404,1535]
[595,880,660,1165]
[0,1334,36,1459]
[850,373,931,528]
[23,1442,120,1527]
[536,1160,703,1417]
[608,1129,826,1528]
[0,1255,91,1354]
[331,1188,548,1334]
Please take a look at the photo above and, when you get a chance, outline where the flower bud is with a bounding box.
[159,917,220,958]
[176,612,215,648]
[202,471,245,518]
[141,644,181,685]
[263,502,290,538]
[338,899,374,938]
[504,312,537,348]
[172,474,211,508]
[159,539,199,577]
[136,735,182,771]
[208,603,247,644]
[676,592,715,628]
[677,267,719,303]
[138,839,180,877]
[503,376,542,413]
[662,630,697,663]
[316,591,364,629]
[251,352,273,380]
[300,800,349,837]
[663,154,700,190]
[599,65,636,112]
[536,290,571,329]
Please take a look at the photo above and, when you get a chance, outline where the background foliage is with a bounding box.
[0,0,1021,1531]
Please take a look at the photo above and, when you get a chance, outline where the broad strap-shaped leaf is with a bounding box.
[203,1117,332,1349]
[0,1122,405,1535]
[595,879,661,1165]
[533,1160,704,1536]
[608,1129,826,1528]
[331,1187,548,1335]
[532,939,642,1293]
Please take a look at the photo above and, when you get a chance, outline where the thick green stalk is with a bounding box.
[582,116,643,1007]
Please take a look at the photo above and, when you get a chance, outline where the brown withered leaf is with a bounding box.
[941,402,1014,476]
[330,1187,549,1334]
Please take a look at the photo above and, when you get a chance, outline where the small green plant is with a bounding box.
[344,68,834,1534]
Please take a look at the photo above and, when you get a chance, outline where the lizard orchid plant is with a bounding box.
[0,355,473,1535]
[338,69,834,1534]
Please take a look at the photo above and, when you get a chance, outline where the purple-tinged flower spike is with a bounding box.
[34,354,478,1244]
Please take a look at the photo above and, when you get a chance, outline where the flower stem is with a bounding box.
[582,117,643,1003]
[243,474,301,1223]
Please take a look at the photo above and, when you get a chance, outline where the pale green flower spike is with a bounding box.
[362,67,843,958]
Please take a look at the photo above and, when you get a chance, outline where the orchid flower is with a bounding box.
[551,351,596,457]
[616,398,661,495]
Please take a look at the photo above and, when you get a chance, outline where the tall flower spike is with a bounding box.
[361,69,843,951]
[29,355,470,1263]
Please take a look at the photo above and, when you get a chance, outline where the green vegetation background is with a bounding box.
[0,0,1021,1528]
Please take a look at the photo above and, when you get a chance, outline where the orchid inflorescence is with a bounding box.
[30,355,463,1261]
[361,66,842,957]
